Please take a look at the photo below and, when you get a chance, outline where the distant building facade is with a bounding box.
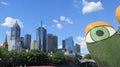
[9,22,22,51]
[19,37,24,47]
[24,34,31,50]
[64,36,75,54]
[62,40,65,49]
[75,44,80,54]
[47,34,58,53]
[30,40,38,50]
[8,40,16,51]
[10,22,20,40]
[36,21,47,52]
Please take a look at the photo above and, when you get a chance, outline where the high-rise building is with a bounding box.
[47,34,58,53]
[10,22,20,40]
[75,44,80,54]
[9,22,21,51]
[2,35,8,49]
[30,40,38,50]
[62,40,65,49]
[24,34,31,50]
[64,36,74,54]
[36,21,47,52]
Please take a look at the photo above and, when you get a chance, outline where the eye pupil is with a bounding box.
[96,30,104,36]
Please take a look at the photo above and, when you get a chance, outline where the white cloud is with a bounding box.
[6,31,10,36]
[1,1,8,6]
[82,0,104,14]
[53,19,59,23]
[56,23,63,29]
[53,16,73,29]
[1,17,24,28]
[75,36,89,54]
[60,16,66,21]
[66,18,73,24]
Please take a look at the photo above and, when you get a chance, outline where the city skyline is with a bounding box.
[0,0,120,54]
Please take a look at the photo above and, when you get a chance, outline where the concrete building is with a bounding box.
[75,44,80,54]
[30,40,38,50]
[8,40,16,51]
[24,34,31,50]
[47,34,58,53]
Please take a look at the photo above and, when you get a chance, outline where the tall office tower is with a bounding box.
[62,40,65,49]
[36,21,47,52]
[30,40,38,50]
[24,34,31,50]
[64,36,75,54]
[2,35,8,49]
[75,44,80,54]
[47,34,58,53]
[10,22,20,40]
[9,22,21,51]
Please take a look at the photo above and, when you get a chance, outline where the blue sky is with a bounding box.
[0,0,120,54]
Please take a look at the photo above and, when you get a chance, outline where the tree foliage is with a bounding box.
[52,52,66,65]
[0,48,81,66]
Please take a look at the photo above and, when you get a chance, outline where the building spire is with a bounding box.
[41,20,43,27]
[2,34,8,49]
[5,34,7,42]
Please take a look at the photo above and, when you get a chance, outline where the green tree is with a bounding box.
[27,50,50,66]
[0,48,13,67]
[52,52,66,65]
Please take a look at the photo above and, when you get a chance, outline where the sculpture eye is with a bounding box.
[85,26,116,43]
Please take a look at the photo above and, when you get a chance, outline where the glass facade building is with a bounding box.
[64,36,75,54]
[36,22,47,52]
[10,22,20,40]
[10,22,21,51]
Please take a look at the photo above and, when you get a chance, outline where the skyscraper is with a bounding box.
[9,22,21,51]
[36,21,47,52]
[64,36,74,54]
[75,44,80,54]
[10,22,20,40]
[47,34,58,53]
[24,34,31,50]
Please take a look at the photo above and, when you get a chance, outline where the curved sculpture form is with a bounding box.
[85,6,120,67]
